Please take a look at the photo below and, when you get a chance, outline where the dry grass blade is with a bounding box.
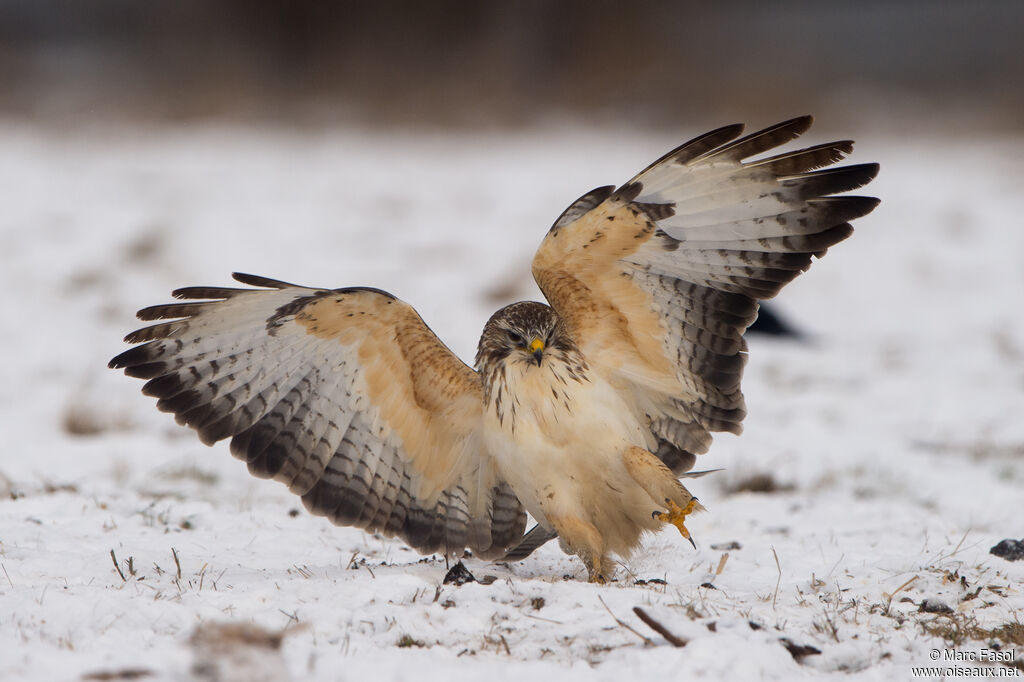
[597,596,653,647]
[772,546,782,609]
[715,552,729,577]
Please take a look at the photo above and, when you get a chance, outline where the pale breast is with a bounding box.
[482,358,651,531]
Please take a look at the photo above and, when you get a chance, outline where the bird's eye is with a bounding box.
[506,330,524,346]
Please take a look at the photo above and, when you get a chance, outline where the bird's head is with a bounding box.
[475,301,567,373]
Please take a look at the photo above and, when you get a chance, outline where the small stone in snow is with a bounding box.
[443,561,477,585]
[634,578,667,586]
[919,598,954,614]
[989,538,1024,561]
[780,638,821,662]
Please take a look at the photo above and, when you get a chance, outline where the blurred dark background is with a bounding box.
[1,0,1022,131]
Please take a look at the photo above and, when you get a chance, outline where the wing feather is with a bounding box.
[690,115,813,163]
[533,117,879,474]
[110,276,526,558]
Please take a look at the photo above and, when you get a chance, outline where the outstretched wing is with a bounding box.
[110,273,525,558]
[532,116,879,474]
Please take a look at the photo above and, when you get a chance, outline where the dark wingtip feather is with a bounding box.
[633,123,746,179]
[124,325,168,344]
[136,303,204,321]
[856,162,881,185]
[785,162,881,199]
[789,114,814,130]
[198,412,242,447]
[123,329,149,344]
[135,305,174,322]
[109,343,157,370]
[123,361,168,379]
[751,140,855,175]
[814,222,855,255]
[172,286,245,300]
[772,115,814,138]
[813,195,881,223]
[155,388,203,416]
[142,373,189,398]
[232,272,298,289]
[196,426,223,447]
[667,122,746,165]
[701,116,815,163]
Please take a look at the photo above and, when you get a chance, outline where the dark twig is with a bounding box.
[171,547,182,580]
[633,607,688,647]
[110,549,127,583]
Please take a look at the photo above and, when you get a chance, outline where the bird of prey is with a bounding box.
[110,117,878,583]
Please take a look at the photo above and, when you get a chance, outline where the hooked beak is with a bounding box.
[528,338,544,366]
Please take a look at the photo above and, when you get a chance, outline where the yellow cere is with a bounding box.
[528,338,544,353]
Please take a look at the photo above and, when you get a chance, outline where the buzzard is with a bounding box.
[110,117,878,582]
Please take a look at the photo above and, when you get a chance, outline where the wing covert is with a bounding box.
[110,273,526,558]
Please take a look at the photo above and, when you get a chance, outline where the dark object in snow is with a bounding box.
[990,538,1024,561]
[747,304,803,338]
[396,635,426,648]
[634,578,667,586]
[82,669,154,680]
[725,472,794,494]
[189,622,291,682]
[919,598,954,614]
[710,541,742,551]
[443,561,477,585]
[780,638,822,662]
[633,607,687,647]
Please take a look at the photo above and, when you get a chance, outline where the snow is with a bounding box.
[1,120,1022,681]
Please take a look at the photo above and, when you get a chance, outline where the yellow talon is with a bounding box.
[656,498,700,548]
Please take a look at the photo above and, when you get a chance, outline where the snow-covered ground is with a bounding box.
[1,120,1022,681]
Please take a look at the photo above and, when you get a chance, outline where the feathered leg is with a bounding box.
[548,514,608,583]
[622,446,705,547]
